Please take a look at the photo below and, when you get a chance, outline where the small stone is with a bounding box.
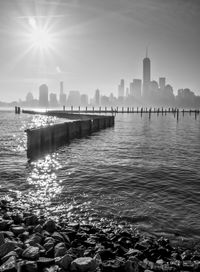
[181,250,192,261]
[123,259,139,272]
[42,230,51,237]
[70,257,97,272]
[93,253,102,265]
[1,231,15,239]
[25,233,42,246]
[54,243,67,258]
[44,240,55,251]
[2,213,11,220]
[37,257,55,270]
[11,226,25,236]
[68,223,79,230]
[98,249,115,261]
[1,251,18,263]
[182,260,195,270]
[135,238,151,251]
[22,246,40,260]
[18,231,30,242]
[0,232,5,246]
[101,259,123,272]
[43,265,59,272]
[0,242,16,258]
[46,247,55,258]
[45,220,56,233]
[20,260,38,272]
[60,232,71,244]
[51,232,64,242]
[0,256,17,272]
[14,247,23,257]
[11,214,23,225]
[125,248,142,257]
[44,236,55,243]
[156,259,164,265]
[24,215,38,226]
[0,220,13,231]
[58,254,73,270]
[34,224,43,233]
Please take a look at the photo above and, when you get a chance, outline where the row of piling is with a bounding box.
[16,106,200,115]
[61,106,200,120]
[61,106,200,115]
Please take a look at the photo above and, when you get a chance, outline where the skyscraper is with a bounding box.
[39,84,48,107]
[49,93,58,107]
[67,91,81,106]
[59,81,66,106]
[143,49,151,97]
[133,79,142,98]
[118,79,125,98]
[60,81,63,94]
[94,89,100,106]
[159,77,166,90]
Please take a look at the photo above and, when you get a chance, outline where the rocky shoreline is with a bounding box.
[0,199,200,272]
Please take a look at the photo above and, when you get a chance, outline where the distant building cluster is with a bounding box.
[2,53,199,109]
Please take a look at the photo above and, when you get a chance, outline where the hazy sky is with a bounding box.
[0,0,200,102]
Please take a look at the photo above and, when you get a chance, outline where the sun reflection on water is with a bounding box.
[13,115,63,152]
[26,154,63,207]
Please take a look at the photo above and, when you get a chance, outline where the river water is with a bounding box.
[0,109,200,241]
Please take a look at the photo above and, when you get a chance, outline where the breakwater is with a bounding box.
[22,110,114,159]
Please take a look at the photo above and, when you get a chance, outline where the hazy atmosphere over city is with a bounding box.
[0,0,200,102]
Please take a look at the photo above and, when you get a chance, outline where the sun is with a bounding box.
[30,27,52,50]
[27,17,54,51]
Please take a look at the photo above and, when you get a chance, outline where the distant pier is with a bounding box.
[22,110,115,159]
[59,106,200,120]
[54,106,200,116]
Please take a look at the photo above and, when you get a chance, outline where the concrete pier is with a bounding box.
[23,110,114,159]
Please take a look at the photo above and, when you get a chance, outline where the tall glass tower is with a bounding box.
[143,48,151,97]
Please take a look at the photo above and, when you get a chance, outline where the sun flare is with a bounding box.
[30,27,52,49]
[28,17,54,51]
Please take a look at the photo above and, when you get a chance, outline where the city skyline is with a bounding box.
[1,50,200,109]
[0,0,200,102]
[1,51,200,108]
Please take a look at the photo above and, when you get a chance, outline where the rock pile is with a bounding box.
[0,199,200,271]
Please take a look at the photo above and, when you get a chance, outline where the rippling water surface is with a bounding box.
[0,110,200,241]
